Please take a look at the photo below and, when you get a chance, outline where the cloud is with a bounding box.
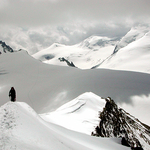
[119,94,150,125]
[0,23,130,54]
[0,0,150,53]
[0,0,150,27]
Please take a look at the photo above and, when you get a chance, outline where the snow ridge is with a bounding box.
[0,101,130,150]
[41,92,106,134]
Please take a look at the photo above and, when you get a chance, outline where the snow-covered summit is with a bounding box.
[56,92,105,114]
[113,25,150,53]
[79,36,116,49]
[49,43,65,49]
[41,92,106,134]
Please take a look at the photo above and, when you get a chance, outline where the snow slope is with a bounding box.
[98,26,150,73]
[32,36,115,69]
[0,102,71,150]
[41,92,106,135]
[113,25,150,54]
[0,50,150,126]
[0,101,130,150]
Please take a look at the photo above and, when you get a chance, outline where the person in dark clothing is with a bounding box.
[9,87,16,102]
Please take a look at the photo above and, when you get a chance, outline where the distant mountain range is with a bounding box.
[32,25,150,74]
[1,25,150,74]
[32,36,117,69]
[98,25,150,73]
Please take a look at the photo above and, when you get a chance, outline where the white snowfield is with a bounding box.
[0,101,130,150]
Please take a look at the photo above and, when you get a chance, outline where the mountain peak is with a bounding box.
[79,35,115,49]
[41,92,106,134]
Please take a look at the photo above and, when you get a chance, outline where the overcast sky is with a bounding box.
[0,0,150,53]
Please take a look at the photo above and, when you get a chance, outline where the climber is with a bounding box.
[9,87,16,102]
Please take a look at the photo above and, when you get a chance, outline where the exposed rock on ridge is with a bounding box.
[92,97,150,150]
[59,57,76,68]
[0,41,14,53]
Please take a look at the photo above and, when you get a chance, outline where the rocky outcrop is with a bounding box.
[58,57,76,68]
[92,97,150,150]
[0,41,14,53]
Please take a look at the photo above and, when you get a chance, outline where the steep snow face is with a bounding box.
[113,25,150,53]
[99,26,150,73]
[0,102,130,150]
[32,36,115,69]
[41,92,106,134]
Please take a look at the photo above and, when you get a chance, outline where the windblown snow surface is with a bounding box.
[0,101,130,150]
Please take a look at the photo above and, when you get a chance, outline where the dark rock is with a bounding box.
[59,57,76,68]
[92,97,150,149]
[0,41,14,53]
